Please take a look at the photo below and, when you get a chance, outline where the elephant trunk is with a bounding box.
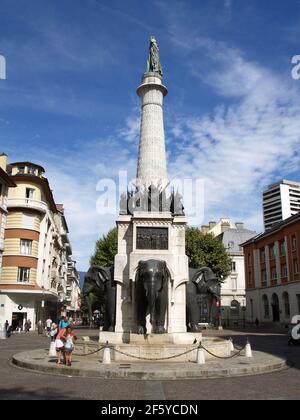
[147,289,157,325]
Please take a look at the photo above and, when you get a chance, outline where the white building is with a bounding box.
[202,219,256,326]
[263,180,300,231]
[217,226,256,327]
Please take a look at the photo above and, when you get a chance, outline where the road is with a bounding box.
[0,328,299,400]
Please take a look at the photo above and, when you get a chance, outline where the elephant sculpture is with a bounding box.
[135,259,169,334]
[82,265,116,331]
[186,267,220,332]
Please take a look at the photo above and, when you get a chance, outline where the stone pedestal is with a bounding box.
[114,212,188,334]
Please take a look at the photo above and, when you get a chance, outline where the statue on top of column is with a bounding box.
[147,36,163,76]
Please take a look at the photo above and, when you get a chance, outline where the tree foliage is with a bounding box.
[90,227,118,267]
[185,227,231,282]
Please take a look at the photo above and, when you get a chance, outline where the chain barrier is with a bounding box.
[73,345,106,357]
[73,340,248,361]
[199,342,247,360]
[110,345,199,361]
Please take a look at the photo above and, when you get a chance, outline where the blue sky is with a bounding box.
[1,0,300,270]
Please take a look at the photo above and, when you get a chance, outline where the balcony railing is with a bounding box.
[7,198,48,213]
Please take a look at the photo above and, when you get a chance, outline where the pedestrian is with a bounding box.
[59,316,70,331]
[18,319,23,333]
[61,326,77,366]
[45,317,52,337]
[55,328,66,365]
[50,322,58,342]
[4,320,9,336]
[25,319,32,333]
[6,324,12,338]
[255,318,259,328]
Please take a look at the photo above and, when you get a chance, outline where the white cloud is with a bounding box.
[166,35,300,233]
[224,0,233,10]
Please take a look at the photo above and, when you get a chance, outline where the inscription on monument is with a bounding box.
[136,227,168,250]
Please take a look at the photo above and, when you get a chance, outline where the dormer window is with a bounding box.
[18,166,25,174]
[27,167,35,175]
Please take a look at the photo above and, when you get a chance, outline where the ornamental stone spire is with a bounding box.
[136,37,168,189]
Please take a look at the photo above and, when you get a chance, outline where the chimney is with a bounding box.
[221,222,230,233]
[235,222,244,230]
[209,221,217,230]
[201,225,209,234]
[0,153,8,172]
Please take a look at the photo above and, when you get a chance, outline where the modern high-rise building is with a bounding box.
[263,180,300,230]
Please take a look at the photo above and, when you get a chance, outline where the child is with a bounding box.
[62,326,77,366]
[54,328,66,364]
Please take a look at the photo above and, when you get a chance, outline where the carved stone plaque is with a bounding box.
[136,227,168,250]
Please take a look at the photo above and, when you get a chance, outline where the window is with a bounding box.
[281,264,288,278]
[294,259,299,274]
[27,167,35,175]
[271,267,277,280]
[283,292,290,318]
[248,254,252,266]
[22,213,35,229]
[25,188,34,200]
[280,240,286,256]
[17,267,30,283]
[292,235,297,251]
[260,248,266,263]
[297,295,300,315]
[20,239,32,255]
[231,261,236,272]
[18,166,25,174]
[230,300,240,315]
[231,277,237,291]
[263,295,269,318]
[269,244,276,260]
[261,270,267,283]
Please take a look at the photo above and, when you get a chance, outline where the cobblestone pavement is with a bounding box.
[0,328,300,400]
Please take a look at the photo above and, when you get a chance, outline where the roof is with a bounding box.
[241,212,300,247]
[9,162,45,173]
[0,167,16,187]
[218,228,257,254]
[264,179,300,191]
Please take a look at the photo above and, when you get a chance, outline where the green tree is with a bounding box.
[185,227,231,282]
[90,227,118,267]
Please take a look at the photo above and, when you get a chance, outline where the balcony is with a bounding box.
[7,198,48,214]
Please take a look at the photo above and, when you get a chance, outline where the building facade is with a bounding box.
[263,180,300,230]
[201,219,256,326]
[0,161,80,330]
[242,213,300,326]
[217,226,256,327]
[0,154,16,325]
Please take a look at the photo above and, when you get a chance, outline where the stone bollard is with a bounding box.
[49,341,56,357]
[196,345,205,365]
[229,337,234,352]
[102,341,111,364]
[245,339,253,358]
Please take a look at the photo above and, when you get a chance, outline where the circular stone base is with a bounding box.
[12,349,288,380]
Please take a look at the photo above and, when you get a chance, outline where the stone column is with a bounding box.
[136,72,168,189]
